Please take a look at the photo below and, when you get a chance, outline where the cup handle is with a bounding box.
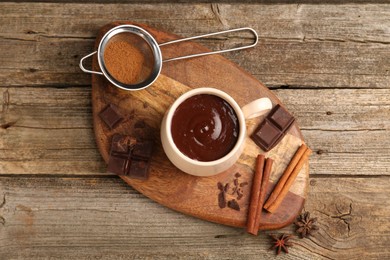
[241,98,272,119]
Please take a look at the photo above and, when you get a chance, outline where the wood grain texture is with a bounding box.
[0,1,389,258]
[6,0,389,3]
[1,87,388,176]
[0,3,388,88]
[0,176,388,259]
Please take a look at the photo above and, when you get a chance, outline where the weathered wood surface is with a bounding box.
[0,2,389,259]
[1,87,388,176]
[0,176,389,259]
[0,3,389,88]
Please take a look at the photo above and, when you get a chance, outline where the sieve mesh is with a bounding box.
[102,32,155,86]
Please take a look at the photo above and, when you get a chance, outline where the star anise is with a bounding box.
[294,211,319,238]
[269,234,293,255]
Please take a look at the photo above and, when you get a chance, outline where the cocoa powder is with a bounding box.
[104,33,149,85]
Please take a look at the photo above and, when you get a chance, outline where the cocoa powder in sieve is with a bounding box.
[104,35,146,85]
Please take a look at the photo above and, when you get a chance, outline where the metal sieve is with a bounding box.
[80,25,258,91]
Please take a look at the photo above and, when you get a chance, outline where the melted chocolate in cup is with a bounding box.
[171,94,239,162]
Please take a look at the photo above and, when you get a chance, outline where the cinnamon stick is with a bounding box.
[246,154,265,234]
[263,144,308,210]
[265,147,312,213]
[251,157,273,235]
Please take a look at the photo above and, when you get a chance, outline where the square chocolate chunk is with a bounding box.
[268,104,295,131]
[99,104,123,129]
[129,159,150,180]
[107,154,131,176]
[251,120,282,151]
[251,104,296,152]
[111,134,137,154]
[132,140,154,160]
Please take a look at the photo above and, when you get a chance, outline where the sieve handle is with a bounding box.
[159,27,258,62]
[79,51,103,75]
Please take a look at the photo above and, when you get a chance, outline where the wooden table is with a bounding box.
[0,2,389,259]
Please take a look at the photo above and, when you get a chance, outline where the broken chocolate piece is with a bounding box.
[107,134,154,180]
[227,199,240,211]
[224,183,229,192]
[252,120,282,149]
[107,152,131,176]
[132,140,154,160]
[99,104,123,129]
[251,104,295,152]
[107,135,133,176]
[129,159,150,180]
[237,190,243,200]
[240,182,248,187]
[217,182,224,191]
[269,104,295,130]
[111,134,137,153]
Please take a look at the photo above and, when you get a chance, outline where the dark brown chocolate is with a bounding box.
[107,134,154,179]
[107,153,131,176]
[227,199,240,211]
[132,140,154,160]
[99,104,123,129]
[111,134,136,153]
[218,192,227,208]
[251,104,295,152]
[128,159,150,180]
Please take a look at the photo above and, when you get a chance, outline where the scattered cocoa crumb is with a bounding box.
[227,199,240,211]
[217,182,224,191]
[218,192,227,208]
[236,188,244,200]
[240,182,248,187]
[216,172,247,210]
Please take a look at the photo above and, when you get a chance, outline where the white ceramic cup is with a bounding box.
[161,87,272,177]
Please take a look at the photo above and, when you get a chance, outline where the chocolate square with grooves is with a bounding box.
[107,155,131,176]
[269,104,295,130]
[251,104,296,152]
[99,104,123,129]
[111,135,137,154]
[132,140,154,160]
[129,159,150,180]
[107,134,134,176]
[252,119,282,150]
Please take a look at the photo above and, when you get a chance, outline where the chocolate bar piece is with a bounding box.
[107,134,154,179]
[129,159,150,180]
[251,104,295,152]
[99,104,123,129]
[107,153,131,176]
[269,104,295,130]
[107,134,133,176]
[111,134,137,153]
[132,140,154,160]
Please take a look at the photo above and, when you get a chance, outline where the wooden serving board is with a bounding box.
[91,22,309,230]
